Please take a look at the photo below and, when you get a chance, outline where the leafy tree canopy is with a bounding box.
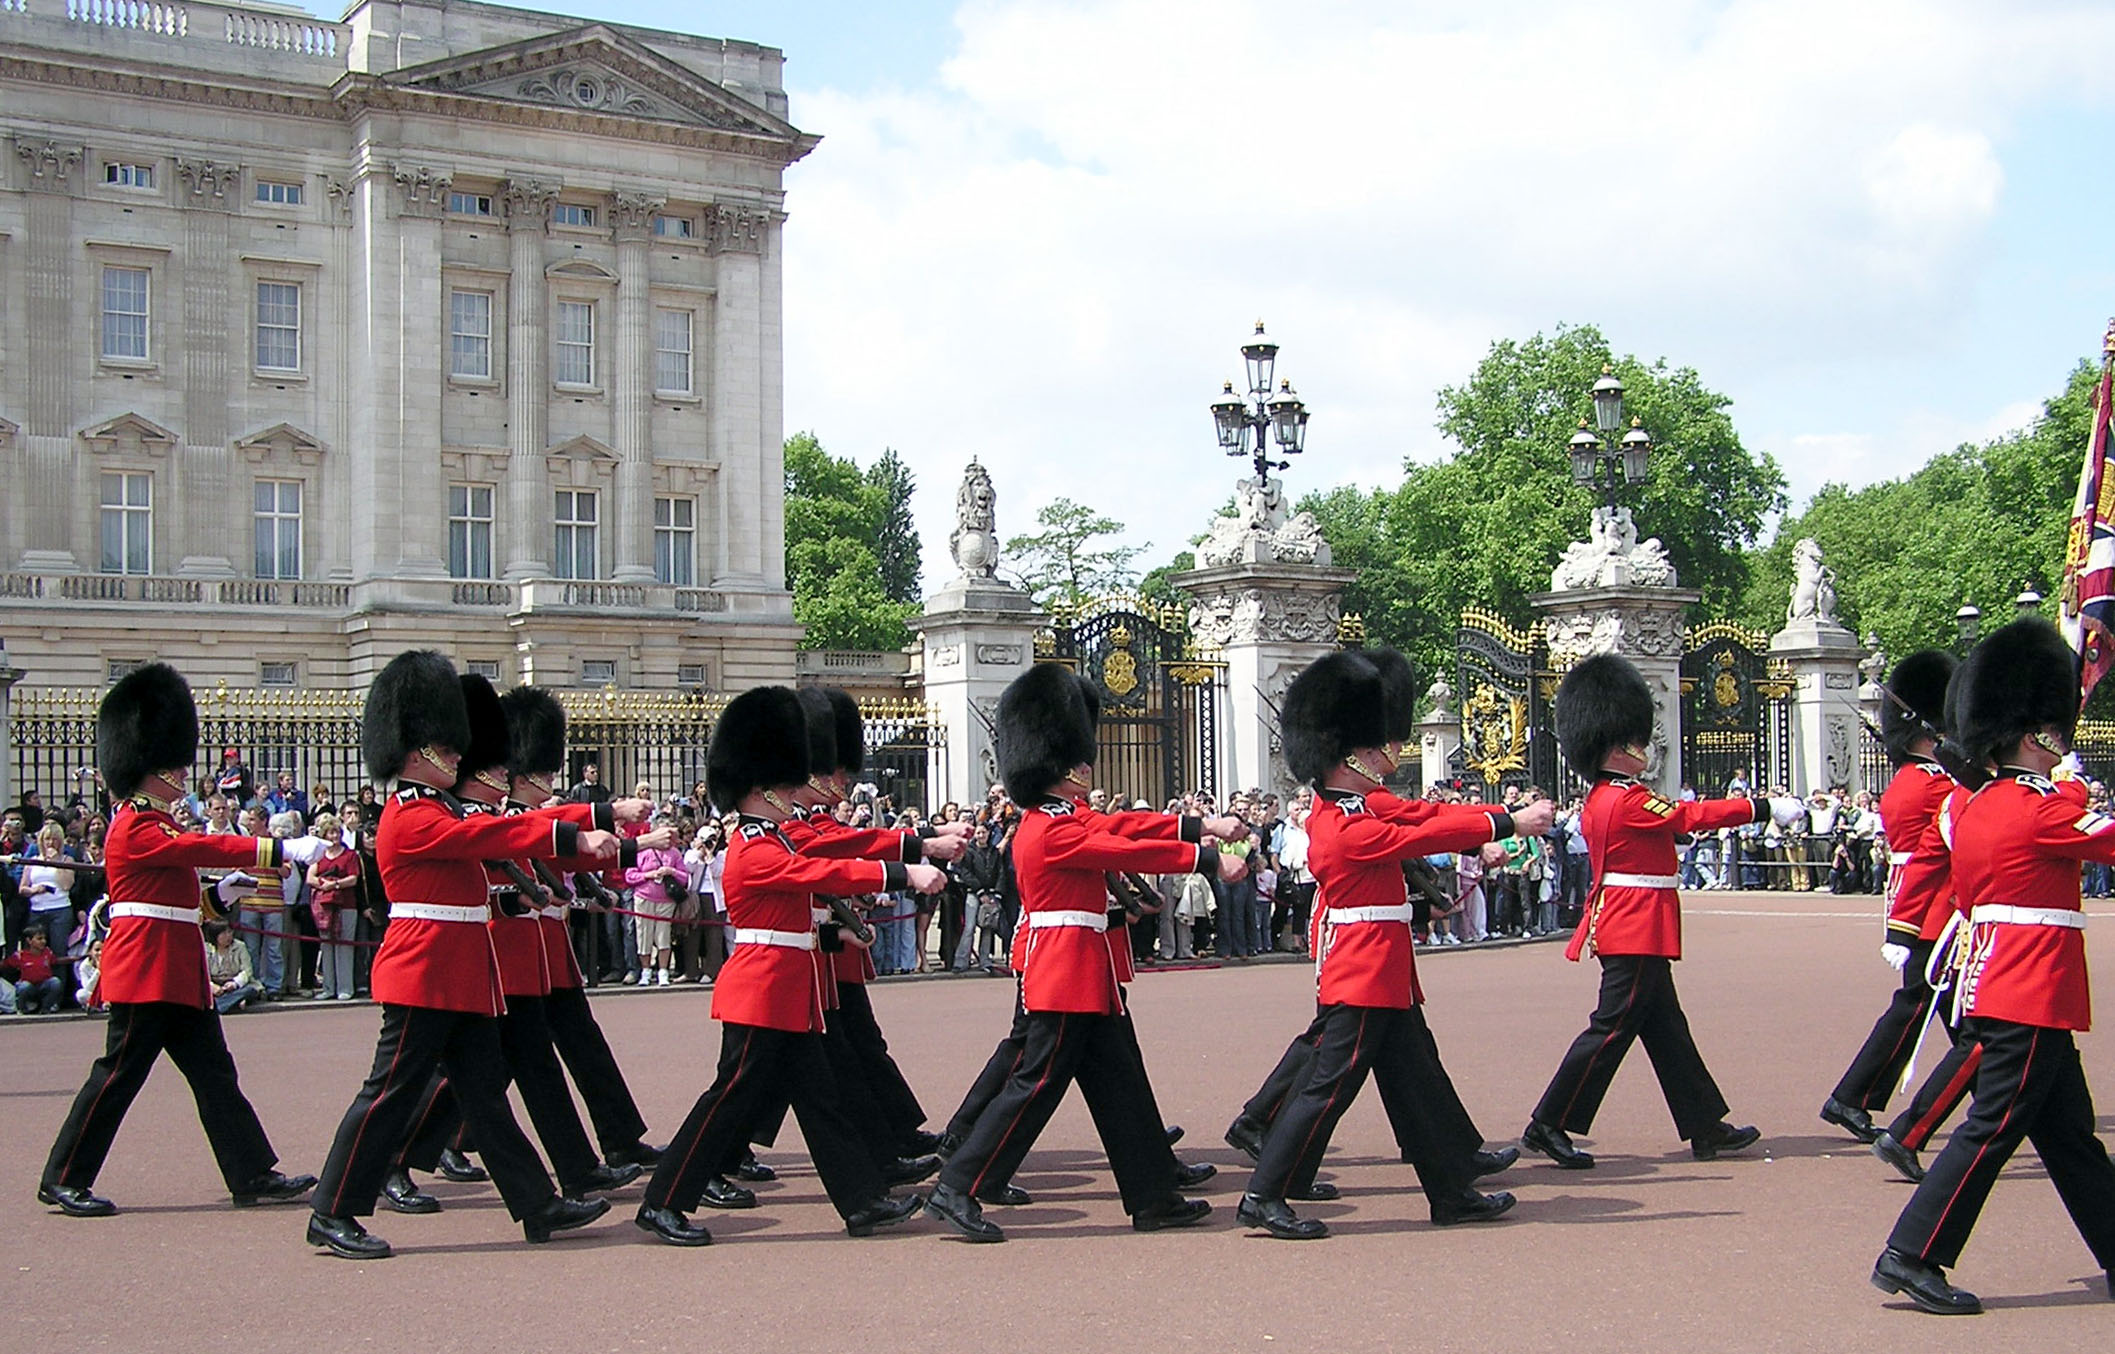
[1006,497,1146,608]
[783,431,918,651]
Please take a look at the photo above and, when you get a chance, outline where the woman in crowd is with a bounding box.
[75,937,104,1012]
[307,813,362,1001]
[22,821,78,958]
[206,922,263,1015]
[951,822,1005,973]
[681,823,726,982]
[624,816,686,987]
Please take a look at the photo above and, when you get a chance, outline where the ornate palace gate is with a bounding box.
[1680,622,1794,795]
[1453,608,1562,795]
[1042,596,1220,807]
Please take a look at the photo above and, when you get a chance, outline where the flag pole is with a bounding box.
[2059,319,2115,702]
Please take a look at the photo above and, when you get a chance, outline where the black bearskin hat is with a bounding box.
[1077,674,1103,729]
[826,688,864,775]
[97,662,199,798]
[797,687,837,778]
[1281,651,1388,785]
[363,650,471,781]
[1555,654,1655,774]
[998,663,1096,803]
[499,686,567,778]
[1953,618,2079,765]
[456,675,511,780]
[1881,649,1956,766]
[1364,647,1418,744]
[706,686,809,812]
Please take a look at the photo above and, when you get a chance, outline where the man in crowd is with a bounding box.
[215,749,254,810]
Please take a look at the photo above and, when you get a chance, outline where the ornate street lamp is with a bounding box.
[2016,587,2044,616]
[1956,604,1982,653]
[1210,322,1311,482]
[1566,365,1652,511]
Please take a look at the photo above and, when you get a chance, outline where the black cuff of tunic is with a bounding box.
[1486,811,1515,842]
[1179,815,1203,844]
[617,839,639,869]
[1749,797,1772,824]
[881,861,909,892]
[902,834,924,864]
[1195,845,1220,877]
[592,801,616,833]
[554,820,580,856]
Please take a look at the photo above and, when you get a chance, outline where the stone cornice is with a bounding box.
[0,53,818,165]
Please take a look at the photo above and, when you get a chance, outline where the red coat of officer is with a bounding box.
[1565,778,1770,962]
[368,785,590,1016]
[787,804,921,984]
[1308,789,1511,1008]
[100,800,283,1008]
[1882,761,1960,944]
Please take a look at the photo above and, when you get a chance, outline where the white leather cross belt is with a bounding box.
[1969,904,2087,929]
[1028,910,1109,932]
[110,902,201,925]
[390,903,491,925]
[1602,873,1681,889]
[734,928,818,950]
[1324,905,1415,925]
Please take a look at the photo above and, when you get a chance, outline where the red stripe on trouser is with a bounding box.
[660,1033,755,1206]
[1291,1011,1369,1179]
[1558,964,1644,1127]
[1905,1044,1983,1151]
[1917,1029,2037,1258]
[58,1009,138,1185]
[1857,988,1933,1103]
[970,1014,1067,1198]
[326,1021,412,1216]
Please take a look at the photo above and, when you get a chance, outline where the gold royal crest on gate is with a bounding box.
[1103,626,1139,697]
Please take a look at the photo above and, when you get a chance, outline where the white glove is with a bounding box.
[2054,751,2086,781]
[1880,942,1911,971]
[1767,797,1807,828]
[216,872,259,904]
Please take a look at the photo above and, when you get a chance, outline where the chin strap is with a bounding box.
[1342,756,1387,787]
[761,789,792,816]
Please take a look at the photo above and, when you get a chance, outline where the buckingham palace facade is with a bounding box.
[0,0,815,691]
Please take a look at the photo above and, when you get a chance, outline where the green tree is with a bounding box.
[783,431,918,650]
[1737,358,2099,661]
[1300,325,1787,681]
[865,447,922,605]
[1006,498,1146,607]
[1140,550,1196,609]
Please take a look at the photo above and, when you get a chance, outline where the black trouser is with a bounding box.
[1887,1018,2115,1270]
[289,904,320,991]
[1243,1011,1328,1129]
[543,984,650,1155]
[1889,1031,1982,1152]
[313,1004,555,1221]
[42,1000,278,1192]
[834,982,925,1146]
[1248,1003,1470,1205]
[645,1021,882,1218]
[1831,938,1941,1110]
[1246,1005,1484,1165]
[947,983,1031,1141]
[393,996,604,1193]
[1532,955,1730,1140]
[938,1007,1177,1215]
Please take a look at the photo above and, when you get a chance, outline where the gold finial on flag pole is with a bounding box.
[2103,317,2115,355]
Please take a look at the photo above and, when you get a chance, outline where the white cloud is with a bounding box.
[778,0,2115,591]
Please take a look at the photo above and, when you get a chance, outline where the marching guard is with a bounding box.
[1521,654,1805,1168]
[924,663,1233,1243]
[39,664,316,1216]
[1235,651,1535,1239]
[1873,619,2115,1315]
[1819,650,1962,1146]
[306,651,621,1258]
[633,686,946,1246]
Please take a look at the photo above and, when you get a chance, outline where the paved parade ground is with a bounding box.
[6,891,2111,1353]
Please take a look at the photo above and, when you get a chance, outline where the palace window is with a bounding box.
[255,180,303,206]
[253,479,302,580]
[555,301,595,386]
[448,483,495,580]
[255,282,301,372]
[552,203,596,228]
[260,662,297,688]
[554,489,599,580]
[448,192,493,217]
[449,290,493,379]
[653,214,694,238]
[101,266,150,361]
[654,496,695,586]
[104,162,154,189]
[99,472,152,575]
[654,308,693,394]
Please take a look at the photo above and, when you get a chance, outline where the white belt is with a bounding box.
[1324,905,1415,925]
[1969,904,2087,930]
[1888,851,1914,866]
[390,903,492,925]
[1602,873,1680,890]
[1028,910,1109,932]
[734,928,818,950]
[110,902,201,925]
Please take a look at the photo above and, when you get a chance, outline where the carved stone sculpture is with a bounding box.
[1550,505,1677,590]
[1423,674,1455,719]
[1195,475,1333,567]
[1858,634,1888,688]
[949,459,1000,580]
[1788,538,1839,623]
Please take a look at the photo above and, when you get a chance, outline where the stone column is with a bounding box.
[501,177,557,581]
[0,639,21,810]
[710,204,767,587]
[14,140,81,572]
[1417,680,1463,791]
[610,191,662,583]
[1772,614,1863,795]
[175,158,242,577]
[909,578,1047,805]
[1535,585,1700,796]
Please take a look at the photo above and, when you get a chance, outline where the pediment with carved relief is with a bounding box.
[80,412,179,456]
[389,25,797,139]
[235,422,326,466]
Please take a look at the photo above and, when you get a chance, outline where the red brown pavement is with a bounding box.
[6,890,2110,1353]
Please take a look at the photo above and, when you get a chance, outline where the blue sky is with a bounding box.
[417,3,2115,594]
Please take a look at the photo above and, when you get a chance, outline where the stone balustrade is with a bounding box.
[1,0,349,77]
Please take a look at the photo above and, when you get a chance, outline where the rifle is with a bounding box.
[0,855,104,871]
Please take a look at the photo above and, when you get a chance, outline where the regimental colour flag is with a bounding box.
[2061,320,2115,702]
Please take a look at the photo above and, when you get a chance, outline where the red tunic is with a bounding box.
[1308,790,1508,1009]
[370,786,585,1016]
[1944,770,2112,1031]
[1880,761,1959,943]
[493,800,614,998]
[1013,798,1213,1015]
[1079,806,1199,984]
[1565,778,1766,962]
[787,806,921,986]
[711,816,904,1033]
[100,799,282,1008]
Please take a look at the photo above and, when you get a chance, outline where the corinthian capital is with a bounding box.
[176,158,243,208]
[611,190,665,239]
[13,139,84,193]
[500,176,560,232]
[708,202,772,254]
[390,164,455,219]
